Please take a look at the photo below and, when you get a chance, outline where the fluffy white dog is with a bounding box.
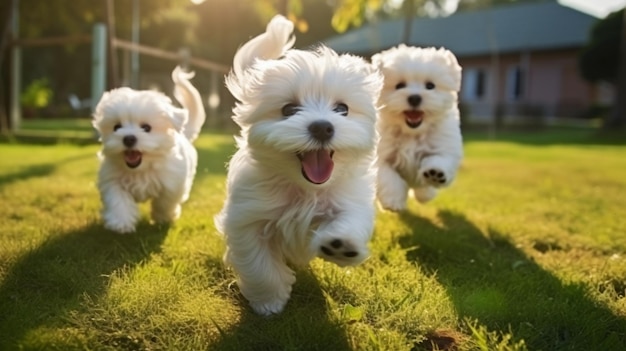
[93,66,206,233]
[215,15,383,315]
[372,45,464,211]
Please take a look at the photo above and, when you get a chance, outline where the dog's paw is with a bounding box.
[413,186,438,203]
[377,197,407,212]
[101,197,139,234]
[376,190,408,212]
[420,167,450,187]
[318,238,367,267]
[236,261,295,316]
[151,204,181,223]
[104,219,136,234]
[249,297,289,316]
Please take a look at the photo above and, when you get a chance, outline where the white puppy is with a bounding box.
[372,45,463,211]
[93,66,206,233]
[215,15,382,315]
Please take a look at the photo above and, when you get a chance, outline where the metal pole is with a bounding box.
[131,0,140,88]
[608,8,626,129]
[105,0,118,88]
[178,47,190,70]
[402,0,415,44]
[208,70,220,125]
[486,0,499,139]
[92,23,107,112]
[10,0,21,131]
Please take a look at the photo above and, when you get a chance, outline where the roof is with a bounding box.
[323,1,598,57]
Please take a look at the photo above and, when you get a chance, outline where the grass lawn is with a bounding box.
[20,117,95,132]
[0,127,625,350]
[14,117,96,140]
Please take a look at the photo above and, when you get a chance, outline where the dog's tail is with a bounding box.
[172,66,206,142]
[227,15,294,100]
[233,14,294,78]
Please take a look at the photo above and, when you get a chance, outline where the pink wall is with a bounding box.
[458,48,594,120]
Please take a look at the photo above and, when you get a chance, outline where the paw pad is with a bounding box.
[320,239,359,258]
[423,168,447,184]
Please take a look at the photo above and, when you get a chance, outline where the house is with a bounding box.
[323,1,603,125]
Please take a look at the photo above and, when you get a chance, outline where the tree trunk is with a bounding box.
[105,0,118,89]
[278,0,289,16]
[605,9,626,130]
[0,0,16,133]
[402,0,415,43]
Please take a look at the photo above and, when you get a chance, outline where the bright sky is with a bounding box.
[559,0,626,18]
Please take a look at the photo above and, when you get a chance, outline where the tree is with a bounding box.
[330,0,541,35]
[0,0,201,105]
[456,0,543,12]
[579,9,626,129]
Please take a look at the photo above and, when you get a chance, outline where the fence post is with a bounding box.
[131,0,140,88]
[208,70,220,125]
[178,47,190,70]
[91,23,107,112]
[10,0,21,131]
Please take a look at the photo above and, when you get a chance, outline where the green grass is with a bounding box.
[4,118,96,144]
[0,128,625,350]
[20,117,95,132]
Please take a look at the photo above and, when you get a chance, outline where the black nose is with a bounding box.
[308,120,334,142]
[408,95,422,107]
[123,135,137,148]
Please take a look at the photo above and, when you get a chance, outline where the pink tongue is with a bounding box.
[300,150,334,184]
[124,150,142,163]
[404,110,424,124]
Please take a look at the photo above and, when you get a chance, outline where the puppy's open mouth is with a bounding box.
[124,150,142,168]
[404,110,424,129]
[297,149,334,184]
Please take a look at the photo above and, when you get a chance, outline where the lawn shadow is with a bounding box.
[207,261,352,351]
[0,133,97,146]
[0,153,93,189]
[462,127,626,147]
[398,210,626,350]
[0,221,169,349]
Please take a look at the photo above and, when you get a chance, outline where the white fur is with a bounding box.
[215,15,383,315]
[93,66,206,233]
[372,45,464,211]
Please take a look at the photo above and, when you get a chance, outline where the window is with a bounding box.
[462,68,487,101]
[506,66,524,101]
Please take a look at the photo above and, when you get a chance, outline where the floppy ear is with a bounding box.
[441,48,460,69]
[441,48,462,91]
[169,107,188,132]
[371,52,383,70]
[92,91,111,132]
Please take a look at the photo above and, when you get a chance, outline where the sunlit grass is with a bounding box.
[20,117,94,132]
[0,129,625,350]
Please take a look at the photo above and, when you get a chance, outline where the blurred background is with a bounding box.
[0,0,624,135]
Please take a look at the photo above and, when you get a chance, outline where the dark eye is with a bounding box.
[425,81,435,90]
[113,123,122,131]
[395,82,406,90]
[333,103,348,116]
[281,103,300,117]
[141,124,151,132]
